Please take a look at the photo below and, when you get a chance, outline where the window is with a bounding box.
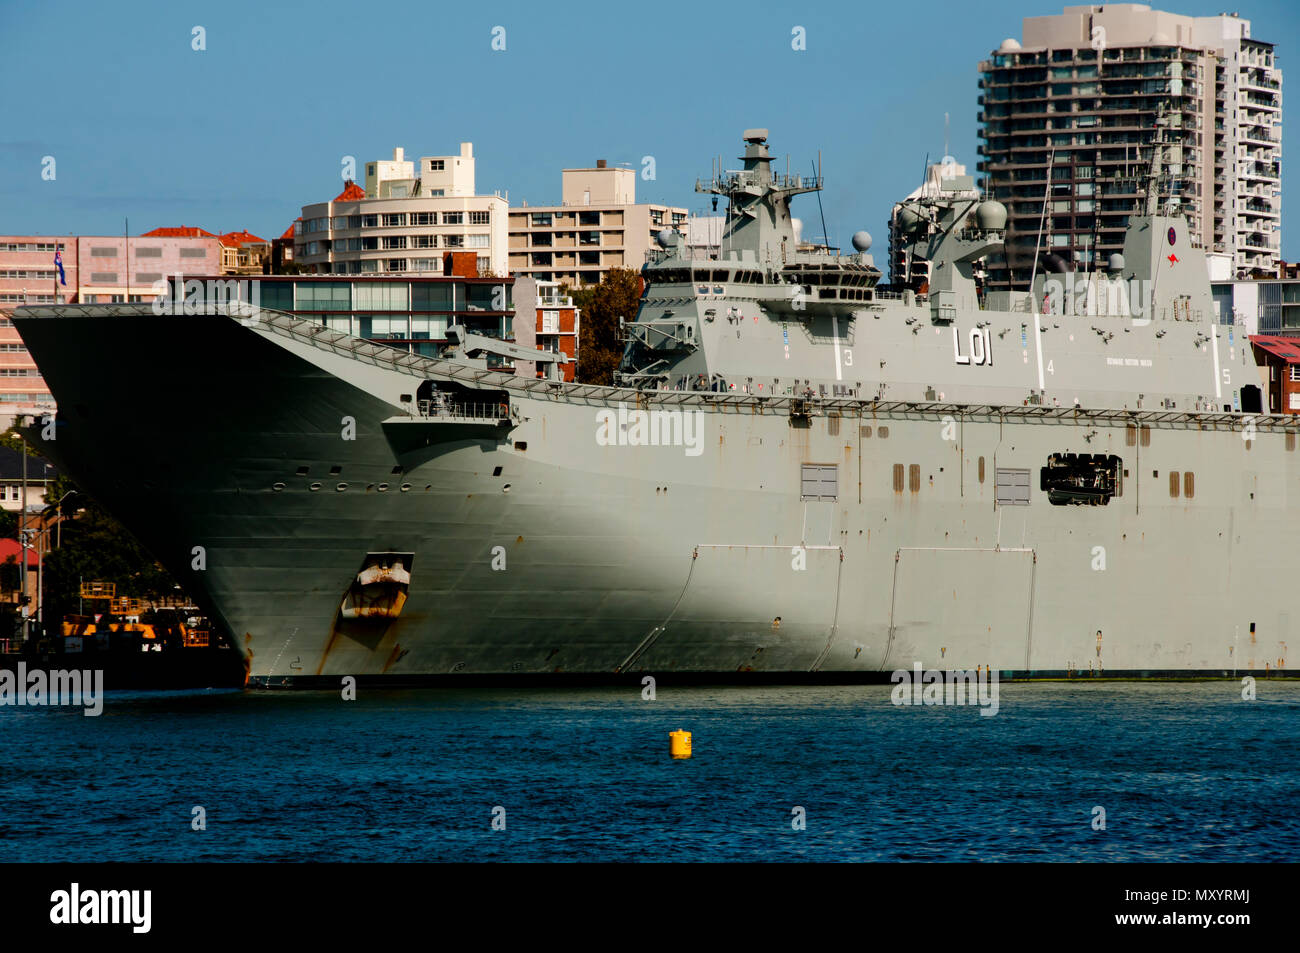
[179,247,207,258]
[411,235,437,248]
[469,211,490,225]
[442,212,463,225]
[466,234,489,248]
[382,213,406,227]
[800,464,838,501]
[531,213,553,227]
[354,282,408,310]
[579,251,600,265]
[89,272,118,283]
[541,310,559,333]
[135,272,162,283]
[411,284,452,310]
[410,314,448,337]
[428,159,444,171]
[580,231,601,246]
[135,246,162,257]
[90,246,117,257]
[996,468,1031,505]
[578,211,601,226]
[386,259,408,272]
[410,212,436,226]
[295,282,351,311]
[477,256,491,275]
[443,234,464,248]
[382,236,407,249]
[1290,365,1300,382]
[531,232,553,247]
[411,258,441,273]
[362,215,378,228]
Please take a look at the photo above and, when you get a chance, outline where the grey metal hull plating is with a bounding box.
[14,309,1298,684]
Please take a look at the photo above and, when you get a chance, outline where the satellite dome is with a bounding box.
[898,204,924,234]
[851,230,872,252]
[1108,253,1126,272]
[999,38,1021,52]
[1150,32,1171,44]
[975,199,1008,232]
[656,229,678,248]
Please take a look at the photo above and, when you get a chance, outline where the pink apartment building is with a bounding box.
[0,233,220,425]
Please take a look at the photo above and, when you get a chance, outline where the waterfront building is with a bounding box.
[164,260,516,366]
[508,160,688,287]
[511,278,580,381]
[0,233,220,423]
[979,4,1282,290]
[295,144,508,278]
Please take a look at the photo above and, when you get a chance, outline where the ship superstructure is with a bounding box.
[10,128,1296,685]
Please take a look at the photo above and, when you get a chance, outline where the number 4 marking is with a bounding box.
[1047,359,1055,375]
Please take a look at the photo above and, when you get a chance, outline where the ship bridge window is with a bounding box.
[711,270,729,282]
[1040,453,1122,506]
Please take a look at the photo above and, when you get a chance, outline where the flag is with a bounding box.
[54,249,66,286]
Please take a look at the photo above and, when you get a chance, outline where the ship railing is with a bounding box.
[416,399,509,421]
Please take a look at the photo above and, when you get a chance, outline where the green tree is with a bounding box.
[38,477,180,624]
[0,426,43,457]
[569,267,642,386]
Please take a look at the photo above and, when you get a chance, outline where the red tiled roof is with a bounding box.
[141,226,216,239]
[217,229,269,248]
[279,219,301,241]
[334,181,366,202]
[1251,335,1300,364]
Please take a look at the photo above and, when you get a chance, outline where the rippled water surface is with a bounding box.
[2,682,1297,861]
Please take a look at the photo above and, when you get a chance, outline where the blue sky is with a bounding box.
[2,0,1297,257]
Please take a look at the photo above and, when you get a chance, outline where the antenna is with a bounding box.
[812,156,828,253]
[944,112,950,159]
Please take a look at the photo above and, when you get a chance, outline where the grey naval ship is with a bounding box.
[13,127,1299,686]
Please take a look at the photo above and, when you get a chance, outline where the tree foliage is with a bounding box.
[0,426,43,457]
[38,475,179,623]
[570,267,643,386]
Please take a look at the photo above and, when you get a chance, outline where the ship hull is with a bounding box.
[14,309,1298,684]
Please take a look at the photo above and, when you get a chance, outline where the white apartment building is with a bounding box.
[980,5,1282,286]
[296,144,508,277]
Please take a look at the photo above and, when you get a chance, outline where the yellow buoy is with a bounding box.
[669,729,692,759]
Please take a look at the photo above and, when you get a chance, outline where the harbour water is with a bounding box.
[1,682,1297,862]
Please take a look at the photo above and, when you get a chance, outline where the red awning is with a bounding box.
[0,537,40,567]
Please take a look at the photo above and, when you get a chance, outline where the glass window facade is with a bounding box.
[295,282,351,310]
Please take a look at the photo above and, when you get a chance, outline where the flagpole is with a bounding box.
[125,218,130,303]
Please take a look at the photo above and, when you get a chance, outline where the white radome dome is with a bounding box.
[999,38,1021,52]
